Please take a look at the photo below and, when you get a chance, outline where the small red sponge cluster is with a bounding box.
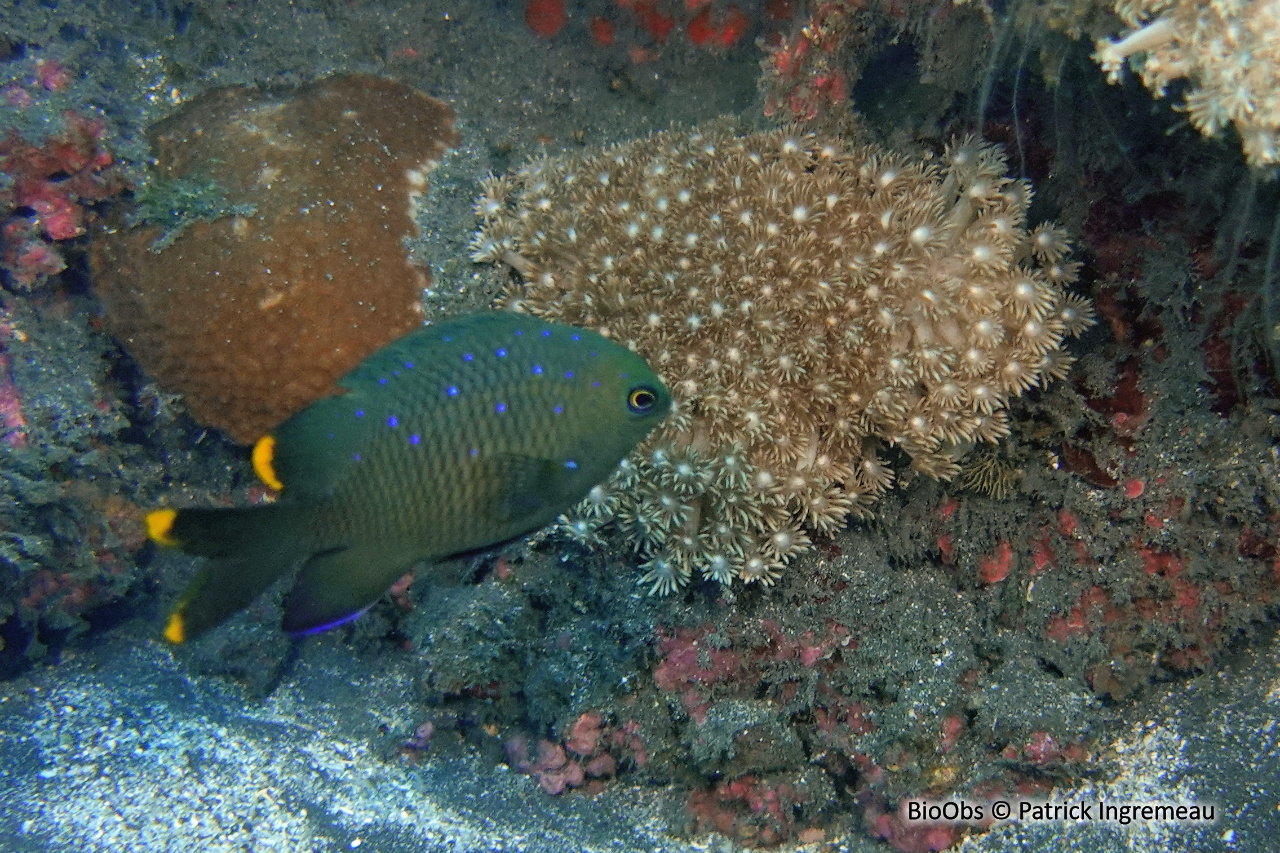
[1,105,124,289]
[524,0,785,55]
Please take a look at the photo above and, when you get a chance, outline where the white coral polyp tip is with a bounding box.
[702,554,735,585]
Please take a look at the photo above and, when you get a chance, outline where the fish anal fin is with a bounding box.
[165,553,294,643]
[282,547,419,636]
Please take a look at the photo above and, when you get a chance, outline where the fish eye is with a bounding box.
[627,386,659,414]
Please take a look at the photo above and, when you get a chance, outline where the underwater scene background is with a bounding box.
[0,0,1278,850]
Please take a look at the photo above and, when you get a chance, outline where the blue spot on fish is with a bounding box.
[496,348,507,357]
[405,361,414,369]
[355,410,365,418]
[447,385,459,397]
[353,453,362,462]
[554,405,564,415]
[565,371,574,379]
[515,329,524,336]
[410,434,420,445]
[532,364,543,375]
[593,381,600,388]
[565,459,578,469]
[571,334,580,341]
[388,415,399,428]
[379,377,388,385]
[495,402,507,414]
[542,329,551,337]
[463,352,474,362]
[470,448,479,457]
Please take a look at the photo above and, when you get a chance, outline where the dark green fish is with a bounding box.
[147,312,670,642]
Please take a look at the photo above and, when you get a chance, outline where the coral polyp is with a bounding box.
[476,124,1092,591]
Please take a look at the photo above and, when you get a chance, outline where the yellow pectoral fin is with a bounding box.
[146,508,179,547]
[252,434,283,491]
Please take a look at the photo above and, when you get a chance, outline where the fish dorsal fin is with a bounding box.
[337,325,434,389]
[259,390,377,499]
[336,314,522,389]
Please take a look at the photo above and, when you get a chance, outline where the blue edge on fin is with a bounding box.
[286,604,375,638]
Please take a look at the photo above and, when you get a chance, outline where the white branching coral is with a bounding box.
[476,125,1091,592]
[1093,0,1280,167]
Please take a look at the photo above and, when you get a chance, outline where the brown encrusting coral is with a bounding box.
[91,74,460,443]
[476,124,1092,592]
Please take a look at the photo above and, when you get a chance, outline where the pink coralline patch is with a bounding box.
[1138,546,1185,578]
[655,622,859,726]
[388,570,415,611]
[25,189,84,241]
[1022,731,1061,764]
[938,498,960,522]
[654,621,858,725]
[760,1,856,124]
[507,712,642,796]
[18,568,100,616]
[1006,731,1088,767]
[686,774,808,846]
[686,5,751,49]
[1045,608,1088,643]
[978,542,1013,584]
[1057,509,1078,537]
[0,105,124,289]
[609,719,650,769]
[0,348,28,447]
[1029,534,1055,574]
[584,751,617,778]
[507,735,583,795]
[760,620,845,668]
[2,84,33,108]
[863,801,959,852]
[538,741,585,794]
[565,711,605,756]
[654,626,744,691]
[34,59,74,92]
[2,219,66,287]
[936,533,955,563]
[938,715,965,754]
[813,698,876,754]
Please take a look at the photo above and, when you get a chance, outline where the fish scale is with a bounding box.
[308,326,612,545]
[146,312,670,642]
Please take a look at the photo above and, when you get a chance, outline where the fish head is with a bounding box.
[548,333,671,479]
